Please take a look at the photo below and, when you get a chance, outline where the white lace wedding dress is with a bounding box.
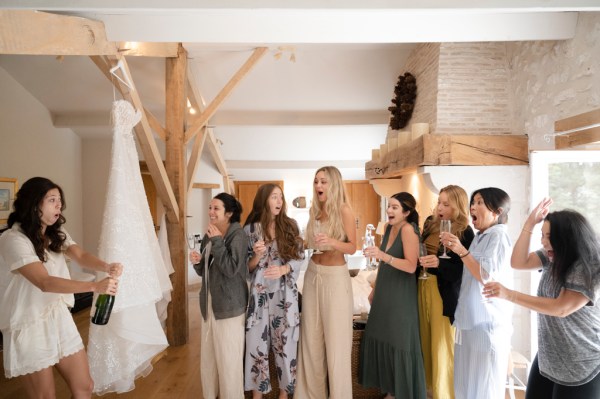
[87,100,172,395]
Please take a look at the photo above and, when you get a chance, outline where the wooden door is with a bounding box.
[344,180,380,250]
[235,181,284,225]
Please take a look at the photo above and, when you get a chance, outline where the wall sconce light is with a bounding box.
[376,221,386,236]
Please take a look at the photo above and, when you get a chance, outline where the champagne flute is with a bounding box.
[480,257,495,303]
[418,242,429,280]
[439,220,452,259]
[313,219,323,254]
[254,222,267,263]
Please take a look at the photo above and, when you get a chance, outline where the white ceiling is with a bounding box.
[0,2,596,180]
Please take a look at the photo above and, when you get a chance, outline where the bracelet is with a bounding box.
[388,254,393,264]
[522,227,533,234]
[459,250,470,258]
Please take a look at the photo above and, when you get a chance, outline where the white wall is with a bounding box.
[508,12,600,149]
[0,66,83,241]
[81,138,112,252]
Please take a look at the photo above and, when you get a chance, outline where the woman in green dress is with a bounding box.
[359,192,426,399]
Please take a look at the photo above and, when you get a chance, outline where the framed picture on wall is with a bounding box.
[0,177,18,225]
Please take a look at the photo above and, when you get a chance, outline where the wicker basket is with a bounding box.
[352,329,384,399]
[243,329,383,398]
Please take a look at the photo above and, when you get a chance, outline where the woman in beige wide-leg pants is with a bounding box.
[297,260,353,398]
[295,166,357,399]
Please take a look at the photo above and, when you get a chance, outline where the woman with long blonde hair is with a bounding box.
[417,185,474,399]
[295,166,357,399]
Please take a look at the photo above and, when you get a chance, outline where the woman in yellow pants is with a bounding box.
[417,185,474,399]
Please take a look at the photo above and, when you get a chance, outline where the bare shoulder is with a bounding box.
[400,222,418,238]
[341,203,354,217]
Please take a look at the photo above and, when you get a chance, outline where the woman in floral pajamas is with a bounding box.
[243,184,304,399]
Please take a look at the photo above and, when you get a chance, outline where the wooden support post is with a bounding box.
[165,44,189,346]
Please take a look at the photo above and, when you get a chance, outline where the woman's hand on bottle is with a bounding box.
[95,276,118,295]
[107,262,123,278]
[419,254,440,268]
[189,250,201,264]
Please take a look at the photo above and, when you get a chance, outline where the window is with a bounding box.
[528,150,600,355]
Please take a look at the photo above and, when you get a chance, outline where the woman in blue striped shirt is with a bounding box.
[440,187,514,399]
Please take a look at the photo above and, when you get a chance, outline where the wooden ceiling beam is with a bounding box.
[0,10,177,56]
[184,47,267,143]
[164,44,189,346]
[186,126,208,194]
[206,127,233,193]
[554,108,600,149]
[192,182,220,189]
[555,126,600,149]
[185,66,208,194]
[555,108,600,133]
[145,108,167,141]
[90,54,180,222]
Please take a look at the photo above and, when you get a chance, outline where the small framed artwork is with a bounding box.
[0,177,18,225]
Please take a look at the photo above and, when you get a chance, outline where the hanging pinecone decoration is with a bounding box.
[388,72,417,130]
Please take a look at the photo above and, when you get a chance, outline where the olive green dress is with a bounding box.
[358,223,426,398]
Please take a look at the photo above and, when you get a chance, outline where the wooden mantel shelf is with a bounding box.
[365,134,529,179]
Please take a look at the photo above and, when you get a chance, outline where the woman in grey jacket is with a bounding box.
[190,192,249,399]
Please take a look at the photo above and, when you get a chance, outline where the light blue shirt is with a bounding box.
[454,223,513,330]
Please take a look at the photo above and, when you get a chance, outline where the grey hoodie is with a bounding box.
[193,222,249,320]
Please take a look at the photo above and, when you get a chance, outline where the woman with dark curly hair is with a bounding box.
[485,198,600,398]
[243,184,304,399]
[0,177,122,398]
[189,192,248,399]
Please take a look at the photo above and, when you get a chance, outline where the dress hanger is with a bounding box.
[109,59,134,91]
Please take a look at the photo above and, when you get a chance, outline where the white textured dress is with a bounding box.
[86,100,172,394]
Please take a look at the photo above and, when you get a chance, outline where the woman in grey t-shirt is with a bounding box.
[485,198,600,398]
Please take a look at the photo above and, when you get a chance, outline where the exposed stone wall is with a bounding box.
[403,43,439,132]
[436,42,512,135]
[403,42,512,135]
[507,12,600,150]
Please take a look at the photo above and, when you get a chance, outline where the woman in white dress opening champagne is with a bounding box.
[0,177,122,399]
[295,166,357,399]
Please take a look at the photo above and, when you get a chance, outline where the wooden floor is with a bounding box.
[0,289,202,399]
[1,287,526,399]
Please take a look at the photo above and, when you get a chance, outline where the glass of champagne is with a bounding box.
[480,257,495,303]
[418,242,429,280]
[439,220,452,259]
[313,219,323,254]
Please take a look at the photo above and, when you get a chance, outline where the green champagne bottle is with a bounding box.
[91,294,115,325]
